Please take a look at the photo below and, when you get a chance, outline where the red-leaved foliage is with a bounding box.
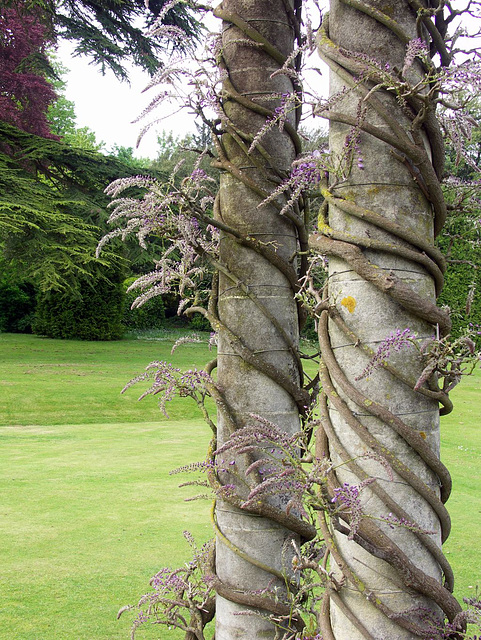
[0,2,57,138]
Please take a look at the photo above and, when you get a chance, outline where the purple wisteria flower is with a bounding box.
[122,360,215,417]
[248,91,300,154]
[214,414,328,519]
[291,154,323,186]
[171,333,203,354]
[189,167,208,182]
[331,478,376,539]
[120,535,216,639]
[344,126,364,170]
[259,149,329,217]
[98,158,219,320]
[356,328,417,380]
[151,566,189,593]
[402,38,428,76]
[379,512,435,535]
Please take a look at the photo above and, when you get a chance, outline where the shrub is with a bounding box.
[34,272,124,340]
[437,233,481,345]
[188,310,211,332]
[300,315,317,343]
[0,279,36,333]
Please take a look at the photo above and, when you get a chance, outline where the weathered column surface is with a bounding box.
[314,2,460,638]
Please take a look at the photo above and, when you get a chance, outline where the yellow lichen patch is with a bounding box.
[341,296,357,313]
[419,431,427,440]
[321,187,331,198]
[318,222,332,236]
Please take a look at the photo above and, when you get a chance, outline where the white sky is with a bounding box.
[57,42,326,159]
[57,7,474,161]
[58,40,199,159]
[56,6,226,159]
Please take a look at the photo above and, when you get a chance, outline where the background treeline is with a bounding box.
[1,120,479,341]
[0,124,214,339]
[0,0,206,340]
[0,1,479,341]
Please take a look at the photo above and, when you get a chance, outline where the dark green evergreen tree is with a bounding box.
[4,0,200,80]
[437,104,481,341]
[0,0,199,338]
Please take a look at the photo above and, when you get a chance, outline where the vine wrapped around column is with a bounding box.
[312,2,462,638]
[211,1,313,637]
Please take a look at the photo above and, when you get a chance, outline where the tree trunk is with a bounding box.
[314,2,461,638]
[213,1,305,638]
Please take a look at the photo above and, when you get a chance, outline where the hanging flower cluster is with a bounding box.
[355,328,418,381]
[118,534,215,640]
[122,359,216,417]
[97,158,219,316]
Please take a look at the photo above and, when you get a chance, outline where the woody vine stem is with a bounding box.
[311,2,460,638]
[209,1,315,635]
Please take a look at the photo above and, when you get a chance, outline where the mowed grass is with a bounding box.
[0,421,212,640]
[0,332,216,640]
[0,331,217,425]
[0,333,480,639]
[438,369,481,598]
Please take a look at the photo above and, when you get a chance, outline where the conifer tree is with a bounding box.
[3,0,200,81]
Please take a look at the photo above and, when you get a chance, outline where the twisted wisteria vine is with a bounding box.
[207,2,319,634]
[308,2,471,638]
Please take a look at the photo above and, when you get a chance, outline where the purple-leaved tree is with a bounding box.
[0,1,57,138]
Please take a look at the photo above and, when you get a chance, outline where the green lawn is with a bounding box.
[0,331,216,425]
[437,368,481,599]
[0,420,213,640]
[0,332,215,640]
[0,333,479,639]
